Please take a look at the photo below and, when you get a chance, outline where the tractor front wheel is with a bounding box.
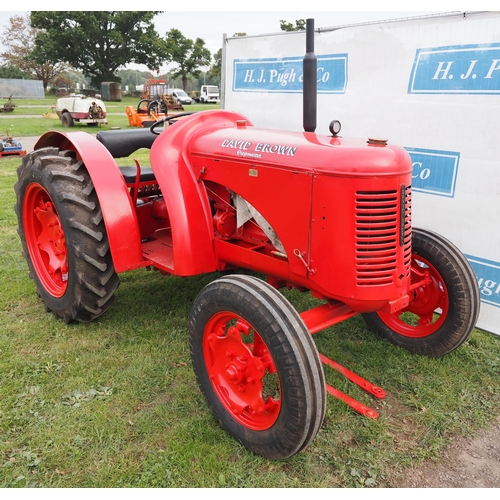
[189,274,326,459]
[15,147,120,323]
[363,228,480,356]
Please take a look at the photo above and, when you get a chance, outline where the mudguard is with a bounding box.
[34,131,143,273]
[149,110,252,276]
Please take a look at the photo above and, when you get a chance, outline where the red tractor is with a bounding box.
[14,21,479,460]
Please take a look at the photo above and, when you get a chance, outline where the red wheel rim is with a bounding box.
[203,312,281,430]
[23,183,69,297]
[378,255,449,338]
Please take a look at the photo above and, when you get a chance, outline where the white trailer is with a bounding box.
[55,94,107,127]
[221,11,500,336]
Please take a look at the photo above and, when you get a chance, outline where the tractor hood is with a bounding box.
[189,118,412,178]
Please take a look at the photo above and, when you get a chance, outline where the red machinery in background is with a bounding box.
[126,78,184,128]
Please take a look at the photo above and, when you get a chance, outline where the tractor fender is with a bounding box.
[34,131,143,273]
[150,110,253,276]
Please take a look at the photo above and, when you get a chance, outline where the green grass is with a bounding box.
[0,96,219,137]
[1,117,500,487]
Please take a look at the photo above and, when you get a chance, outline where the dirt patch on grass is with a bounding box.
[393,416,500,487]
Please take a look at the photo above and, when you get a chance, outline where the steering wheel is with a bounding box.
[150,112,196,135]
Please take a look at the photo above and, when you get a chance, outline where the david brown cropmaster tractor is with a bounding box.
[14,20,480,459]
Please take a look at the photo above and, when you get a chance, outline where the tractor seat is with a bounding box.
[96,129,158,185]
[96,128,158,158]
[119,166,156,184]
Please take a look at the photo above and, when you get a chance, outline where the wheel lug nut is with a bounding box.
[225,365,238,380]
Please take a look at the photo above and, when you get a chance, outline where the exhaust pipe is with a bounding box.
[303,18,317,133]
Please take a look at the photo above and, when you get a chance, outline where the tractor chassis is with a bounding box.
[301,302,387,419]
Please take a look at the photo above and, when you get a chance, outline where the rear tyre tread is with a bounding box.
[15,147,119,323]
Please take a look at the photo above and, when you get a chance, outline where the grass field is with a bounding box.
[1,97,500,488]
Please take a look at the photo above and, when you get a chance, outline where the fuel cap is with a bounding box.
[367,138,388,146]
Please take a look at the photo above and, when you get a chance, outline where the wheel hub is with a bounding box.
[34,201,68,279]
[379,255,449,338]
[24,183,69,297]
[204,314,280,430]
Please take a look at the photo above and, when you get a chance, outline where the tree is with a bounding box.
[64,70,89,89]
[116,69,151,90]
[0,14,68,89]
[164,28,211,92]
[0,63,33,80]
[280,19,306,31]
[206,48,222,82]
[29,11,168,89]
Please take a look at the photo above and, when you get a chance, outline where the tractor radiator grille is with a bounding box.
[354,186,412,286]
[402,185,413,276]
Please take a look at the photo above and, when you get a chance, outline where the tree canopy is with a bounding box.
[164,28,211,92]
[280,19,306,31]
[0,14,68,89]
[29,11,168,88]
[206,48,222,82]
[0,63,33,80]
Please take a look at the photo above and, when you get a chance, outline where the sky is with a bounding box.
[0,2,485,73]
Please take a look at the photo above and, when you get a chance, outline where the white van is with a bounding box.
[167,88,192,105]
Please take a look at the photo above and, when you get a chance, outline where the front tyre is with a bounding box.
[15,147,120,323]
[189,274,326,459]
[363,228,480,356]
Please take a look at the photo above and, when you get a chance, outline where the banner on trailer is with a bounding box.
[232,54,348,93]
[222,12,500,335]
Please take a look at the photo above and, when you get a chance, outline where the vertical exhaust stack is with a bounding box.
[303,18,317,133]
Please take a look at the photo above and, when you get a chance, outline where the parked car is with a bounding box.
[167,88,192,105]
[55,94,108,127]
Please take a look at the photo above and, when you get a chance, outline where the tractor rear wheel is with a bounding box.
[61,112,74,127]
[189,274,326,459]
[14,147,120,323]
[363,228,480,356]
